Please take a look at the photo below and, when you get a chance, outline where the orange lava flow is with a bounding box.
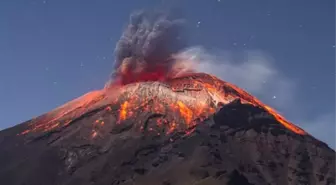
[18,72,306,137]
[113,94,216,133]
[119,101,129,121]
[19,90,106,135]
[176,101,193,124]
[230,85,306,135]
[109,74,306,136]
[201,74,307,135]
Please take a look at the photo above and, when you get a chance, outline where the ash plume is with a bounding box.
[107,10,189,86]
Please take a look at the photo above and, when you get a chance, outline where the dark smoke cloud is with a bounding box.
[110,9,188,81]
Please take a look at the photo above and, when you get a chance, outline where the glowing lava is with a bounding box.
[19,90,106,135]
[19,73,306,136]
[119,101,129,121]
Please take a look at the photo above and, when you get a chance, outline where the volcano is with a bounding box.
[1,9,335,185]
[0,73,335,185]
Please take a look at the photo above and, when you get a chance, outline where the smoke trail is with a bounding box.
[108,9,189,86]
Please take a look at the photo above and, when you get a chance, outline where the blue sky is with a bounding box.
[0,0,335,148]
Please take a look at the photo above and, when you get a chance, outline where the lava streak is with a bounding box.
[119,101,129,121]
[19,90,106,135]
[185,73,306,135]
[176,101,193,124]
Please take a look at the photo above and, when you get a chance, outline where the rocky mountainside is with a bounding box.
[0,73,334,185]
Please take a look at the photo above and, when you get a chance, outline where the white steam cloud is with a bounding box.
[174,46,335,149]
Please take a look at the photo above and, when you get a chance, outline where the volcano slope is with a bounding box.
[0,73,335,185]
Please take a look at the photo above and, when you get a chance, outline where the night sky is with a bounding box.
[0,0,335,148]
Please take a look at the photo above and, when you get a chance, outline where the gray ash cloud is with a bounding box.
[110,9,188,79]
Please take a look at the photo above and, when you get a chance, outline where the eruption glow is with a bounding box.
[18,10,307,137]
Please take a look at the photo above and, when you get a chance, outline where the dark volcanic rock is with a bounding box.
[0,101,334,185]
[0,75,334,185]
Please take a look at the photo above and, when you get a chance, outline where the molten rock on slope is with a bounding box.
[0,73,334,185]
[18,73,306,137]
[1,9,335,185]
